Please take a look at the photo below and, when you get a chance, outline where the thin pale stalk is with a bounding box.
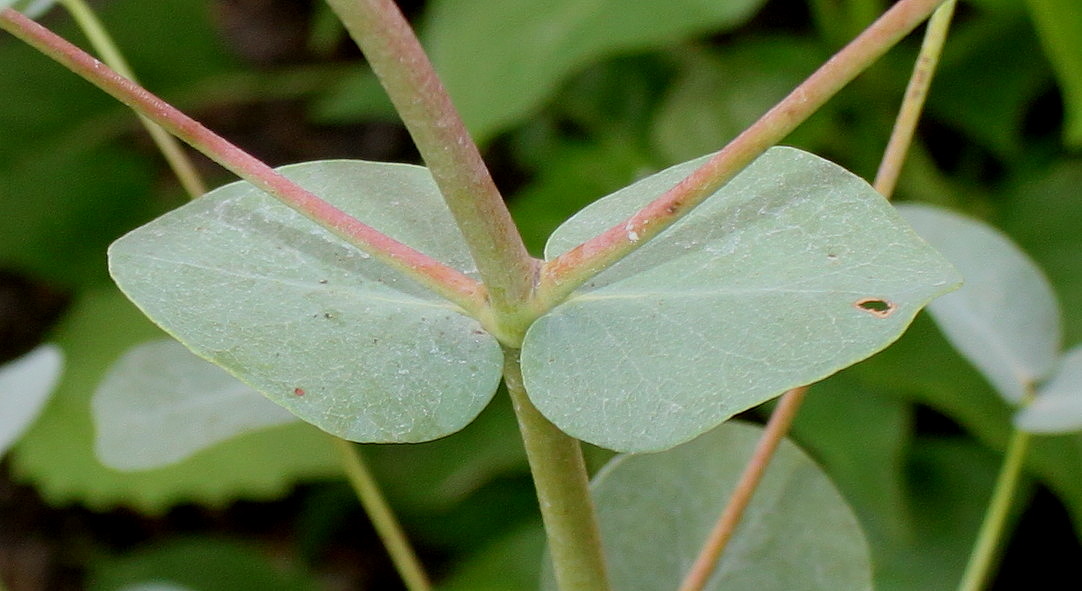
[0,8,485,317]
[503,348,612,591]
[537,0,947,308]
[676,387,808,591]
[874,0,957,197]
[59,0,207,199]
[956,427,1032,591]
[334,438,432,591]
[678,3,959,588]
[325,0,538,326]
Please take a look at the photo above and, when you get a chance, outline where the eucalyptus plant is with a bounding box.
[2,0,1081,590]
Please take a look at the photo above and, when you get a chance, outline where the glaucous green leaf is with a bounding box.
[109,160,503,444]
[521,147,960,452]
[9,288,339,513]
[898,203,1061,404]
[544,421,872,590]
[0,344,62,457]
[1024,0,1082,146]
[423,0,768,142]
[92,339,299,471]
[1016,345,1082,433]
[0,0,57,18]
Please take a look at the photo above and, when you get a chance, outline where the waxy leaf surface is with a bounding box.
[109,161,503,444]
[898,203,1061,403]
[0,344,61,457]
[10,289,339,512]
[544,421,872,590]
[1015,345,1082,433]
[522,147,960,452]
[93,339,299,471]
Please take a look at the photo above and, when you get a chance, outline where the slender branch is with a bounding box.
[59,0,208,199]
[0,8,486,317]
[956,427,1032,591]
[334,438,433,591]
[324,0,538,327]
[874,0,957,197]
[536,0,948,308]
[678,3,959,588]
[503,348,612,591]
[677,387,808,591]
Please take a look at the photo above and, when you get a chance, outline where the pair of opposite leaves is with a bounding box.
[108,147,959,453]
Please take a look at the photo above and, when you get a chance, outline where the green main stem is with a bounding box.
[325,0,538,326]
[504,349,613,591]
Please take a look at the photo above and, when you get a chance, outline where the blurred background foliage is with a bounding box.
[0,0,1080,589]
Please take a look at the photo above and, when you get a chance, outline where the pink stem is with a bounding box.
[537,0,947,306]
[0,8,486,315]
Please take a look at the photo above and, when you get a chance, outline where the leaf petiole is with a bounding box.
[0,8,487,318]
[536,0,949,309]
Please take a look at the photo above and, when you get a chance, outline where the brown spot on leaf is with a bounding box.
[293,387,305,396]
[854,298,895,318]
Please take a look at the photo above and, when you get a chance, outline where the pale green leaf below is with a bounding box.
[0,0,58,18]
[93,339,299,471]
[422,0,768,143]
[1024,0,1082,146]
[522,147,960,452]
[1015,344,1082,433]
[9,288,340,513]
[898,203,1061,404]
[0,344,62,457]
[108,160,503,444]
[541,421,872,591]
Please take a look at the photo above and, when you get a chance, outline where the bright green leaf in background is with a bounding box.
[928,1,1054,159]
[651,39,830,163]
[116,584,195,591]
[9,288,340,512]
[89,538,318,591]
[109,160,504,445]
[1024,0,1082,147]
[92,339,298,471]
[1015,345,1082,433]
[422,0,769,143]
[522,147,961,452]
[0,344,62,457]
[898,203,1062,403]
[544,421,872,590]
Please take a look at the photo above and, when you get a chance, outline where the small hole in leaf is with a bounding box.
[855,298,895,318]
